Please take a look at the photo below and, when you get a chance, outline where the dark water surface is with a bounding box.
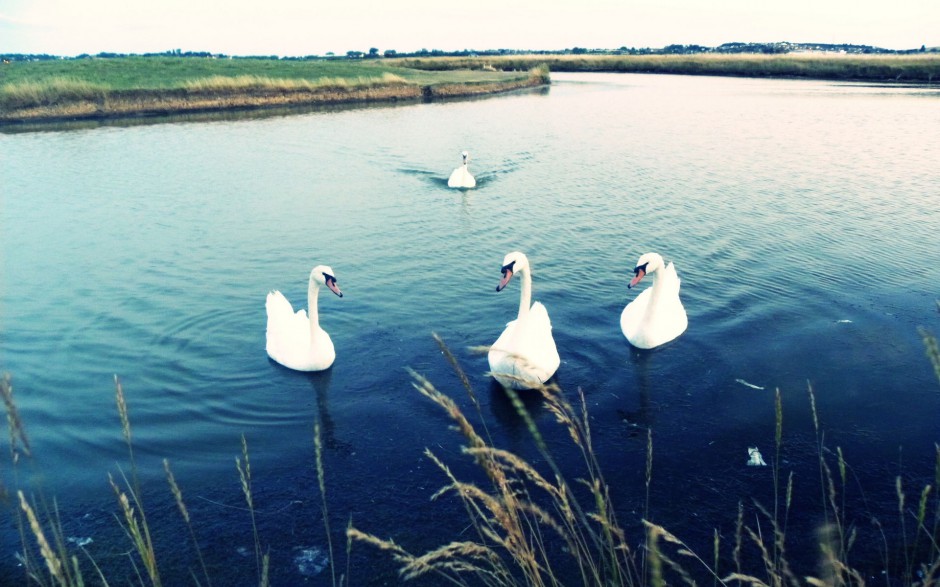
[2,73,939,584]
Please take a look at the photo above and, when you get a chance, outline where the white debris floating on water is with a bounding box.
[293,546,329,577]
[735,378,765,390]
[747,447,768,467]
[67,536,93,547]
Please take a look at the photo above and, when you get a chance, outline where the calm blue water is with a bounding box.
[2,73,939,584]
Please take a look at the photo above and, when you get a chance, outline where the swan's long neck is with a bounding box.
[307,280,321,337]
[644,269,665,317]
[517,267,532,319]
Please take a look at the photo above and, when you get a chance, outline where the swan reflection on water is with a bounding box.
[309,368,352,453]
[618,344,655,435]
[487,377,551,454]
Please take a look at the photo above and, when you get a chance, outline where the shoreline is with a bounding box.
[0,77,545,126]
[391,53,940,82]
[3,52,937,128]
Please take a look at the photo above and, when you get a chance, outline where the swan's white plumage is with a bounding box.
[487,252,560,389]
[448,151,476,188]
[265,265,342,371]
[620,253,687,349]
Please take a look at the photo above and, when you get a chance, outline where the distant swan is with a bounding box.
[448,151,476,188]
[266,265,343,371]
[488,252,560,389]
[620,253,687,349]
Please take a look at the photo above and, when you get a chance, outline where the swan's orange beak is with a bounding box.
[496,269,514,292]
[628,268,645,289]
[326,278,343,298]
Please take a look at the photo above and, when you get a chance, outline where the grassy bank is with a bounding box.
[0,57,546,124]
[388,53,940,83]
[4,52,937,126]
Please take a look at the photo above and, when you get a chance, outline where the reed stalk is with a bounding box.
[108,471,160,586]
[935,444,940,552]
[1,373,32,462]
[733,500,744,578]
[355,342,658,585]
[18,491,67,585]
[921,326,940,389]
[314,421,338,586]
[773,388,783,570]
[235,434,269,587]
[898,475,916,585]
[711,529,720,587]
[643,427,653,581]
[436,334,493,447]
[111,376,161,587]
[163,458,212,587]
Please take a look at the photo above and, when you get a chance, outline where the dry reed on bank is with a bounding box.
[389,53,940,83]
[0,77,107,110]
[0,73,412,112]
[181,72,410,94]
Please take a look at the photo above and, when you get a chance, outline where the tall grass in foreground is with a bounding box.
[4,375,273,586]
[350,331,940,586]
[4,310,940,585]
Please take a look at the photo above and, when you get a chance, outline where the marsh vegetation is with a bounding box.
[0,57,545,123]
[389,53,940,83]
[3,52,937,125]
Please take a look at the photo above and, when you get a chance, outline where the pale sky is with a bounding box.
[1,0,937,57]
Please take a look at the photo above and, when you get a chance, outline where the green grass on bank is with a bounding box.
[389,53,940,83]
[0,56,527,91]
[3,52,936,104]
[0,57,537,115]
[4,53,936,120]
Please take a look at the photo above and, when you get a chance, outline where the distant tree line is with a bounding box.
[2,42,935,63]
[658,41,930,55]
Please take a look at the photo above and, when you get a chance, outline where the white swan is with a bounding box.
[487,252,560,389]
[265,265,343,371]
[620,253,688,349]
[447,151,476,188]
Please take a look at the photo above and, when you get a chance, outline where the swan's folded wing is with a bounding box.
[266,291,308,354]
[662,262,688,330]
[266,290,293,320]
[526,302,553,331]
[518,302,560,374]
[491,319,518,350]
[621,288,652,338]
[663,262,682,295]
